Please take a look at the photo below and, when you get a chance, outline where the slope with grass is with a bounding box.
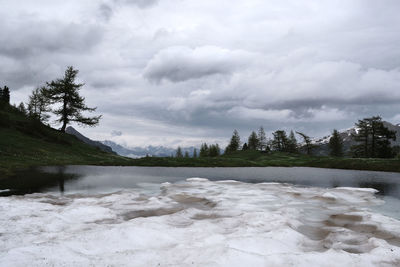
[0,105,133,177]
[130,150,400,173]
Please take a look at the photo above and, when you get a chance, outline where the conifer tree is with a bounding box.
[225,130,241,153]
[271,130,289,152]
[287,130,298,153]
[1,86,10,104]
[329,129,344,157]
[193,148,198,158]
[45,66,101,132]
[296,131,314,155]
[200,143,209,157]
[176,146,183,158]
[248,131,259,150]
[209,144,221,157]
[257,126,267,151]
[351,116,396,158]
[18,102,27,115]
[184,151,190,158]
[242,143,248,150]
[27,87,51,122]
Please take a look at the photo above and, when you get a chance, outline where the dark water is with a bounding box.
[1,166,400,198]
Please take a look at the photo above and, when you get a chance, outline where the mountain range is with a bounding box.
[101,140,198,158]
[66,121,400,158]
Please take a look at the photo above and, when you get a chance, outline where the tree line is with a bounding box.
[174,143,221,158]
[175,116,397,159]
[1,66,101,131]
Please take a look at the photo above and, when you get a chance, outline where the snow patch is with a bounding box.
[0,181,399,266]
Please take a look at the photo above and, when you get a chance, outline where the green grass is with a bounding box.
[0,105,133,177]
[130,150,400,173]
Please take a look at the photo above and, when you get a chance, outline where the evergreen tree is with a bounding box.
[209,144,221,157]
[193,148,198,158]
[271,130,289,152]
[248,131,259,150]
[329,129,343,157]
[1,86,10,104]
[27,87,51,122]
[200,143,209,157]
[176,146,183,158]
[287,130,298,153]
[18,102,27,115]
[184,151,190,158]
[296,132,314,155]
[257,126,267,151]
[215,144,221,156]
[45,66,101,132]
[242,143,248,150]
[225,130,241,153]
[351,116,396,158]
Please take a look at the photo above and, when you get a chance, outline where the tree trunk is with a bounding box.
[61,94,67,132]
[60,121,67,132]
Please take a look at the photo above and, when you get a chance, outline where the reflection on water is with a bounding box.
[1,166,400,199]
[0,166,81,196]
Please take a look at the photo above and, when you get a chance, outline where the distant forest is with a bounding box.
[175,117,398,159]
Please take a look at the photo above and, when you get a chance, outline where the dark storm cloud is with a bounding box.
[144,46,252,83]
[3,0,400,147]
[0,17,103,89]
[0,20,102,59]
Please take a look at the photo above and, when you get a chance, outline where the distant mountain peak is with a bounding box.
[102,140,198,158]
[66,126,114,153]
[311,121,400,156]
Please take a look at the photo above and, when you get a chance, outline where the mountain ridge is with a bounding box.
[102,140,198,158]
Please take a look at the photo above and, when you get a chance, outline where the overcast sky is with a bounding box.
[1,0,400,148]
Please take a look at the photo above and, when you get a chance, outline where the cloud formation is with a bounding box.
[144,46,253,83]
[2,0,400,147]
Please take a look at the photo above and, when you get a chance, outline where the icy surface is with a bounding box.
[1,179,400,266]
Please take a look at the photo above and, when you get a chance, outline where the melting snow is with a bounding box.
[1,179,400,266]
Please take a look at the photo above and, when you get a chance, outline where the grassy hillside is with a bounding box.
[0,105,133,177]
[131,150,400,173]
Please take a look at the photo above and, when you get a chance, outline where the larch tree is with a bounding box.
[200,143,209,157]
[257,126,267,151]
[287,130,298,153]
[351,116,396,158]
[176,146,183,158]
[27,87,51,122]
[208,144,221,157]
[248,131,259,150]
[18,102,27,115]
[271,130,288,152]
[1,86,10,104]
[296,131,314,155]
[225,130,241,153]
[329,129,344,157]
[242,142,248,150]
[45,66,101,132]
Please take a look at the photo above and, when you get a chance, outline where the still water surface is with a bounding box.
[1,166,400,218]
[0,166,399,196]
